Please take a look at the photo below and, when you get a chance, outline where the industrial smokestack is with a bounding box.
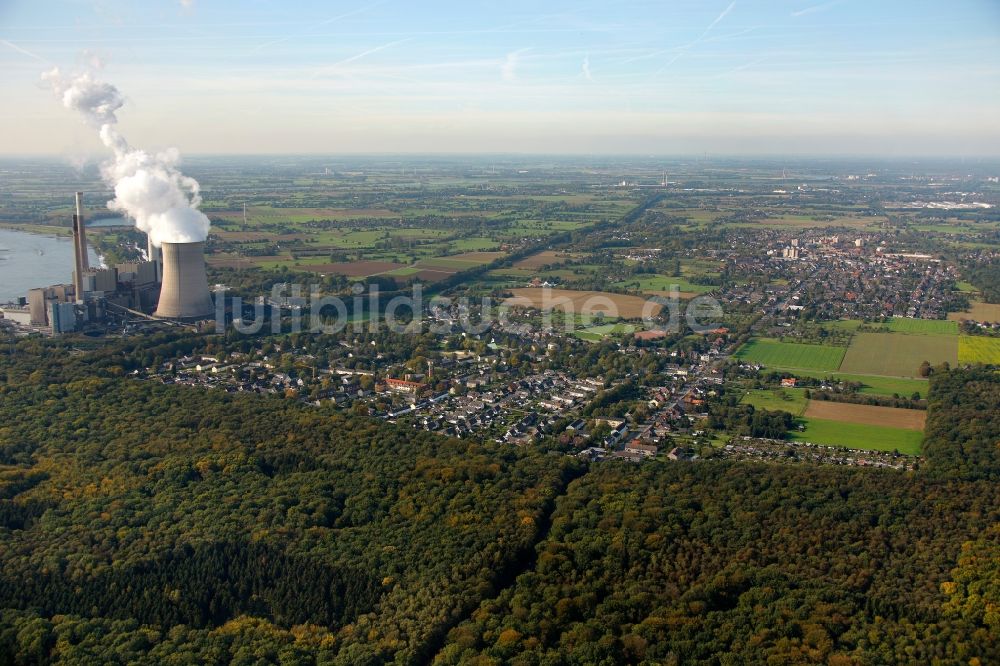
[153,241,214,320]
[75,192,89,272]
[72,192,89,301]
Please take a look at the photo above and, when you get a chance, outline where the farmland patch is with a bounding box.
[840,333,957,377]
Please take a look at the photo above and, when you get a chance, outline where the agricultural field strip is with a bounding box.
[505,288,662,319]
[803,401,926,431]
[839,332,958,377]
[958,336,1000,364]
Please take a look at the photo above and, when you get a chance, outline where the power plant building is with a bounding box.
[50,301,78,334]
[0,306,33,326]
[7,194,215,333]
[27,284,75,326]
[78,267,118,294]
[116,261,159,287]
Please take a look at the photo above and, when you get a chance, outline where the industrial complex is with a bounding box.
[0,193,215,335]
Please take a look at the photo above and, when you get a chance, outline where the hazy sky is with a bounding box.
[1,0,999,156]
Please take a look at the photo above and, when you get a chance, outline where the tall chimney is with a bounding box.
[153,241,215,320]
[72,192,89,300]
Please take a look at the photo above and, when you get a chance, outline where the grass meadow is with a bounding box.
[790,418,923,455]
[740,388,810,416]
[734,339,847,372]
[886,318,959,335]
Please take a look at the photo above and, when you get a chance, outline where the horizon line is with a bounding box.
[2,151,1000,162]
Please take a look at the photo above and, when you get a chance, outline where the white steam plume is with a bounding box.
[43,67,210,247]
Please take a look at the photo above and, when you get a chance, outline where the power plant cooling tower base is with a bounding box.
[153,241,215,320]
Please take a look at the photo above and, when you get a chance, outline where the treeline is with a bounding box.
[806,389,926,410]
[963,257,1000,303]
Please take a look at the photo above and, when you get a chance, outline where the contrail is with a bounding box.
[701,1,736,39]
[792,1,842,17]
[621,25,755,66]
[1,38,49,63]
[654,1,736,76]
[251,1,387,54]
[310,38,411,79]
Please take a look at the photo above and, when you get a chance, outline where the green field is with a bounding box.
[417,257,481,270]
[959,336,1000,364]
[955,281,978,293]
[790,417,923,455]
[886,317,959,335]
[312,229,385,247]
[782,369,929,398]
[211,206,400,224]
[678,259,723,277]
[734,339,847,372]
[504,220,591,234]
[728,215,879,230]
[573,323,637,341]
[614,275,715,294]
[840,332,958,377]
[740,388,809,416]
[390,227,450,238]
[450,237,500,251]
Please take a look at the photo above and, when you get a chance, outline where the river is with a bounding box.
[0,228,102,303]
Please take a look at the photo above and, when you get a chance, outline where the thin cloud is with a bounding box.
[792,1,842,17]
[79,49,105,69]
[502,48,531,82]
[582,54,593,81]
[711,55,770,79]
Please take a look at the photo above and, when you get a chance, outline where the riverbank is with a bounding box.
[0,227,102,302]
[0,222,73,237]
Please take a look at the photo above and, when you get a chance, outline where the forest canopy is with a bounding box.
[0,334,997,665]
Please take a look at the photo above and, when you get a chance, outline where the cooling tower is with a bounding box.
[153,241,215,320]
